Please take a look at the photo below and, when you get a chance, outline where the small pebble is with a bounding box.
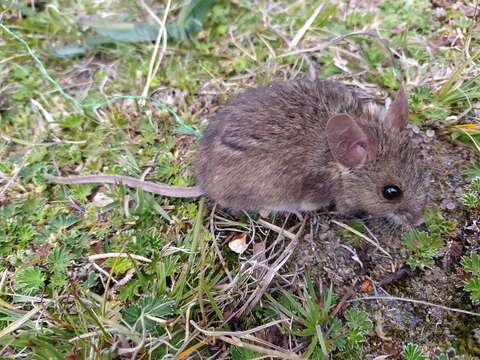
[426,129,435,137]
[410,125,421,134]
[433,8,446,18]
[444,200,456,210]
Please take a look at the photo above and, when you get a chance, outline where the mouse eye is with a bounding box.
[382,185,402,200]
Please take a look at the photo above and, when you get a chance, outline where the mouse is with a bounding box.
[195,79,428,229]
[46,78,428,230]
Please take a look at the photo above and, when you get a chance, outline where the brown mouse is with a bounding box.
[46,79,428,230]
[196,79,427,229]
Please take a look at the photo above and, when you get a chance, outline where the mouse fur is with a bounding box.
[195,79,428,230]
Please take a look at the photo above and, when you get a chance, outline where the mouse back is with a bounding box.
[195,79,375,212]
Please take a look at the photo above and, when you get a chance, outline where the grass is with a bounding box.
[0,0,480,358]
[402,206,456,269]
[404,343,461,360]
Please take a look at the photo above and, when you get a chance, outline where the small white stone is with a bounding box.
[92,192,114,208]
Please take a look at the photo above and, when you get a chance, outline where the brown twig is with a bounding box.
[378,267,413,287]
[257,219,297,241]
[348,295,480,317]
[210,206,234,283]
[331,219,392,258]
[330,279,358,318]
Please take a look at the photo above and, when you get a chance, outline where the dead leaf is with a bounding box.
[92,192,114,207]
[228,233,248,254]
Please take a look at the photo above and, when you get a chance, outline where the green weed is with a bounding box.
[461,252,480,303]
[266,275,372,359]
[463,177,480,209]
[403,343,461,360]
[403,207,455,269]
[339,220,365,247]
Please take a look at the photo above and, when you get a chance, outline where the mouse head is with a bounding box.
[326,88,429,230]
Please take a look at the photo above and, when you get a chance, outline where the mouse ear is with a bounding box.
[326,114,370,168]
[384,86,408,130]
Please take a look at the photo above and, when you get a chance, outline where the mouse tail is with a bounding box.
[44,174,204,198]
